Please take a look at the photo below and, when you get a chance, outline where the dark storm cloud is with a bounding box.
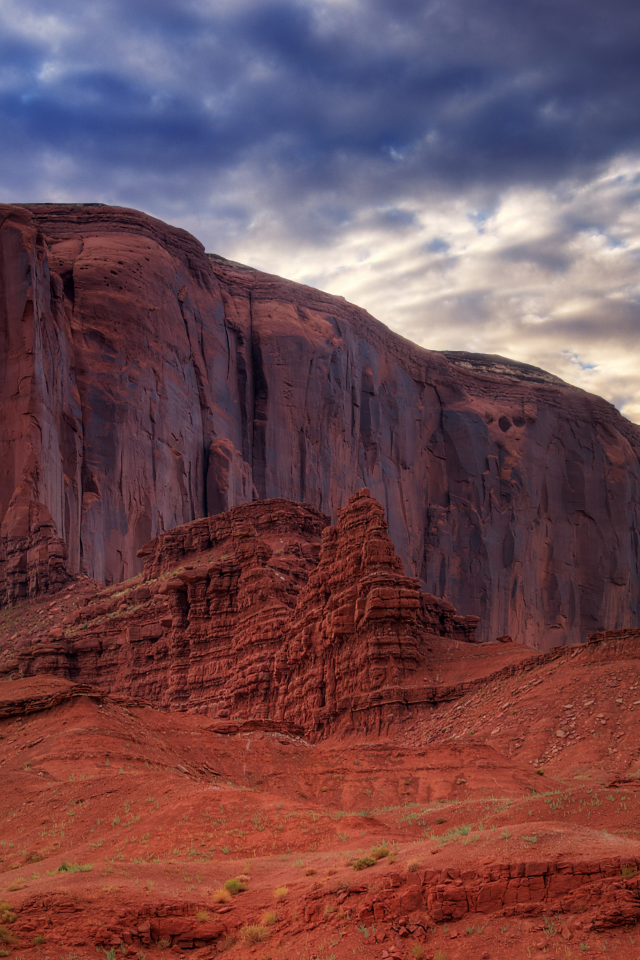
[2,0,640,205]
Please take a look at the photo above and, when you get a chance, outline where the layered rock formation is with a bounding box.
[0,491,486,736]
[2,202,640,645]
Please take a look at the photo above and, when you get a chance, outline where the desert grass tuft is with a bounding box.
[0,904,15,925]
[240,924,269,943]
[212,888,232,903]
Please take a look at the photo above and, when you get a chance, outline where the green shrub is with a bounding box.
[370,846,389,860]
[224,878,247,895]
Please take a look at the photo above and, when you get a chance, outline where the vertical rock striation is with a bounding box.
[1,202,640,646]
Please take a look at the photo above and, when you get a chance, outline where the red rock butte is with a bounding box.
[2,201,640,653]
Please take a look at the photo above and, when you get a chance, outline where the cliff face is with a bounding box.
[1,202,640,646]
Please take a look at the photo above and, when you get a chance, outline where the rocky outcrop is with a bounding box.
[270,489,479,732]
[2,202,640,645]
[0,492,482,736]
[333,856,640,932]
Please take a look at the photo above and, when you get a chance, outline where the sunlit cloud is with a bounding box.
[215,156,640,420]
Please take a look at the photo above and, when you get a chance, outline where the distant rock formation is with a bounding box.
[2,202,640,646]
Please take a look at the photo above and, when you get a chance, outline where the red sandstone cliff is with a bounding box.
[1,202,640,646]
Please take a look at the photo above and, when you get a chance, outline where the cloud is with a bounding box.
[237,156,640,421]
[1,0,640,419]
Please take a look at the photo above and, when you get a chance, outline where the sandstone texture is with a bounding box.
[2,202,640,646]
[0,490,490,737]
[5,490,640,749]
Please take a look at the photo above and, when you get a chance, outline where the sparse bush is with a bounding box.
[433,952,449,960]
[622,864,638,879]
[412,946,425,959]
[57,861,93,873]
[33,934,46,944]
[353,856,376,871]
[212,888,232,903]
[370,845,389,860]
[274,885,288,899]
[261,910,276,926]
[157,937,171,948]
[195,910,209,922]
[0,928,17,946]
[241,924,269,943]
[0,903,15,924]
[407,860,420,873]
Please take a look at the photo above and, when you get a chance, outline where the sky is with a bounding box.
[2,0,640,421]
